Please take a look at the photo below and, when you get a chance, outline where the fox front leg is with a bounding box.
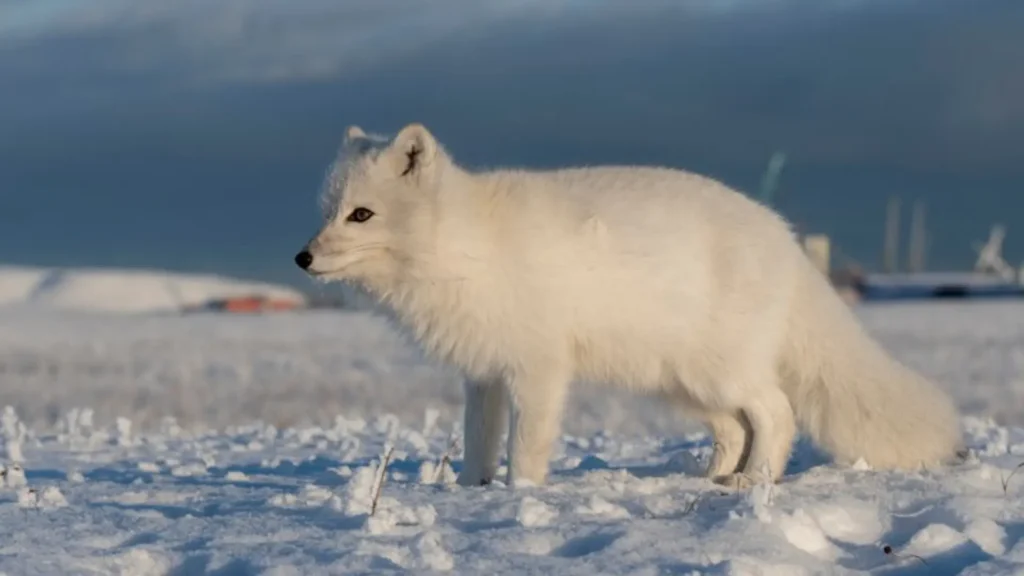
[457,378,507,487]
[504,365,571,487]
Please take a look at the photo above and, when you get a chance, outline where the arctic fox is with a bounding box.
[296,123,962,489]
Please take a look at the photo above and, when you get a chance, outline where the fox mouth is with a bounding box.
[305,266,345,279]
[305,254,359,280]
[300,244,384,279]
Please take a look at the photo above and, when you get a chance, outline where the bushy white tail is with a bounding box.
[781,262,962,469]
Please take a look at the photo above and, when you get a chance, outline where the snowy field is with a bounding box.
[3,272,1024,574]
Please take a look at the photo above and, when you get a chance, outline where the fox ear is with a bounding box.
[345,125,367,142]
[390,123,437,178]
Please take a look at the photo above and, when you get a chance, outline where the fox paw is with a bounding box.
[456,467,495,483]
[713,473,762,490]
[456,473,493,487]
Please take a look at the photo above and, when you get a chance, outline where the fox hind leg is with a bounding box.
[718,383,796,489]
[705,410,753,480]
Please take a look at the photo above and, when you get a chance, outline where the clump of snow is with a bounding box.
[417,458,456,485]
[517,496,558,527]
[365,500,438,535]
[964,517,1007,556]
[268,484,339,509]
[412,531,454,572]
[776,508,841,561]
[801,499,886,545]
[38,486,69,508]
[576,494,630,519]
[1,407,26,463]
[115,417,133,446]
[901,523,970,558]
[345,521,449,569]
[169,462,208,477]
[79,548,170,576]
[18,486,68,510]
[341,463,382,517]
[2,463,27,488]
[352,540,411,570]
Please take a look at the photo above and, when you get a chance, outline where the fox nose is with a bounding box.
[294,250,313,270]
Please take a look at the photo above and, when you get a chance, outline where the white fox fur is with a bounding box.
[299,123,963,489]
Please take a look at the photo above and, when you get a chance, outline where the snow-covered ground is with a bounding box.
[3,283,1024,573]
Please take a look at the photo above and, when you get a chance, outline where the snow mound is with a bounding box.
[0,265,306,314]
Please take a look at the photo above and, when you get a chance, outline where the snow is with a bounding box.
[3,290,1024,573]
[0,265,306,313]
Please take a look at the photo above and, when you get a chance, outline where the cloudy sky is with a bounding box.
[1,0,1021,282]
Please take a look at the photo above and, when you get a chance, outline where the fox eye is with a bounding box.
[346,207,374,223]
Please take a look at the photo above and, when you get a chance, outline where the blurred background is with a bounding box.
[1,0,1022,286]
[1,0,1023,434]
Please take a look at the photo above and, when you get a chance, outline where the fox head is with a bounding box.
[295,123,447,289]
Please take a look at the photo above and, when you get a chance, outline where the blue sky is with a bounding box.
[1,0,1022,284]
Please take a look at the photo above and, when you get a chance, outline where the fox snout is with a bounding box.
[294,250,313,270]
[295,233,337,275]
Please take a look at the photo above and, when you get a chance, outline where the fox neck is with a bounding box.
[360,170,505,370]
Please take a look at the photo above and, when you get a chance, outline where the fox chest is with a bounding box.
[397,301,530,378]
